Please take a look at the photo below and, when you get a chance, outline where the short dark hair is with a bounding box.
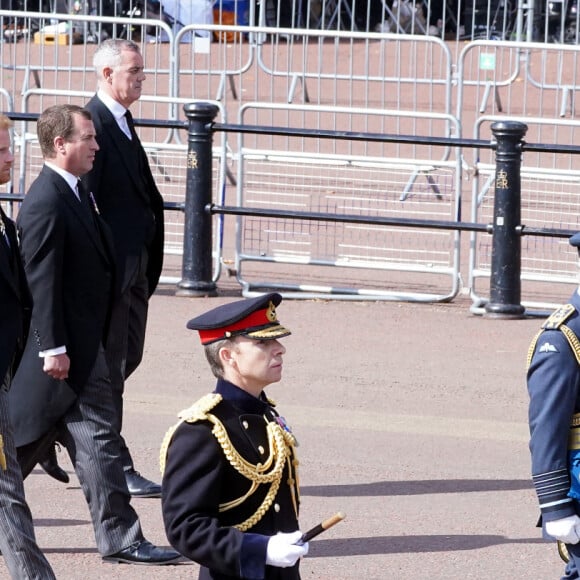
[37,104,92,159]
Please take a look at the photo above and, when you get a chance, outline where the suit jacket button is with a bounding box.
[274,503,280,512]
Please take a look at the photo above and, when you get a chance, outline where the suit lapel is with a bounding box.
[91,99,151,204]
[45,168,112,265]
[77,179,117,265]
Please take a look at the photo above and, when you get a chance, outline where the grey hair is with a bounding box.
[93,38,141,74]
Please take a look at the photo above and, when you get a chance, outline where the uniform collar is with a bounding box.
[214,379,269,414]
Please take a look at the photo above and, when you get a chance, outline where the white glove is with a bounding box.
[266,531,309,568]
[546,515,580,544]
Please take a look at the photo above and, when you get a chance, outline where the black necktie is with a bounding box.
[77,180,97,227]
[125,110,148,182]
[123,112,155,244]
[124,110,136,141]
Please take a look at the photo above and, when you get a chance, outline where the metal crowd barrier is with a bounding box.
[197,105,567,315]
[456,39,580,309]
[2,1,580,306]
[233,101,463,301]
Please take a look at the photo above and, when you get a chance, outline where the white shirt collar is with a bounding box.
[45,161,79,195]
[97,89,129,121]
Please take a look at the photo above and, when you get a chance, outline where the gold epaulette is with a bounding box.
[178,393,223,423]
[527,304,579,369]
[542,303,576,330]
[159,393,223,476]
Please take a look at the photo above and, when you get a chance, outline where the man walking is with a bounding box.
[82,38,166,498]
[0,113,56,579]
[8,104,181,566]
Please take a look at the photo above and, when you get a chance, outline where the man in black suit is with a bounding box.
[8,104,181,566]
[0,113,56,579]
[82,38,166,498]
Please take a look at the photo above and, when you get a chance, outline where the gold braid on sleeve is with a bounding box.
[206,413,298,532]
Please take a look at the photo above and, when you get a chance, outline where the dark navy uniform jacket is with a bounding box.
[528,290,580,526]
[161,379,301,580]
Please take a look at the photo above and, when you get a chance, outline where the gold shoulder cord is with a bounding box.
[208,413,299,531]
[159,393,223,476]
[159,393,299,533]
[561,325,580,366]
[526,329,544,369]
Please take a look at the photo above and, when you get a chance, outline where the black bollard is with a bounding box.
[176,102,220,297]
[484,121,528,319]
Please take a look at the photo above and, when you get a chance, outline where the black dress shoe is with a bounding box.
[102,540,182,565]
[39,445,69,484]
[125,469,161,498]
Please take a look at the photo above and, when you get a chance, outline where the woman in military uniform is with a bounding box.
[160,293,309,579]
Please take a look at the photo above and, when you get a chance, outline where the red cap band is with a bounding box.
[198,307,274,344]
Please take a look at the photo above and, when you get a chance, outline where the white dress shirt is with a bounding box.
[96,90,132,140]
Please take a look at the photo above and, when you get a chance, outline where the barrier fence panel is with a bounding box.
[253,27,453,114]
[3,1,580,303]
[0,88,13,115]
[172,21,454,141]
[174,23,256,105]
[0,10,173,87]
[522,43,580,118]
[456,39,580,308]
[0,10,176,138]
[468,114,580,309]
[457,39,580,121]
[234,102,462,301]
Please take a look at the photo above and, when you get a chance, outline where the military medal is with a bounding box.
[275,415,298,446]
[275,415,291,433]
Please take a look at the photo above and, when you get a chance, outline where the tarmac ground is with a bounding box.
[0,271,568,580]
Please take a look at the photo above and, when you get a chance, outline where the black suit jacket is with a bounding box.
[84,94,165,297]
[8,166,116,446]
[0,207,31,382]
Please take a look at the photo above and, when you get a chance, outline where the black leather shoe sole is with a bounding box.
[129,489,161,498]
[102,541,183,566]
[102,553,183,566]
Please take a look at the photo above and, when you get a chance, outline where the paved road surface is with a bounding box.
[0,276,565,579]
